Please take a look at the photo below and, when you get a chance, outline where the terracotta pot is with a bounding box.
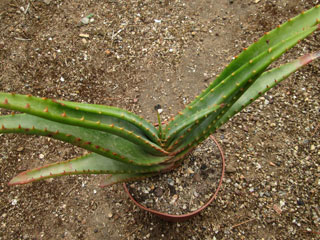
[123,135,225,222]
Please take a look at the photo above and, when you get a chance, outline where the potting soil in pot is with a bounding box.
[127,137,223,215]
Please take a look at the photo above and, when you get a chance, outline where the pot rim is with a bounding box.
[123,135,225,222]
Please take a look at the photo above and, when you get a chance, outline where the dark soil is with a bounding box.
[1,0,319,239]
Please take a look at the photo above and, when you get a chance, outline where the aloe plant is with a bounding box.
[1,6,320,186]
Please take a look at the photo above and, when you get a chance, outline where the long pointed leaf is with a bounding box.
[165,6,320,136]
[191,5,320,105]
[9,153,171,185]
[0,114,170,165]
[216,51,320,127]
[0,93,164,154]
[59,100,160,144]
[163,104,220,147]
[174,51,320,154]
[166,24,319,147]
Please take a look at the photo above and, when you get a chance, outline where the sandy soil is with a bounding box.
[0,0,319,239]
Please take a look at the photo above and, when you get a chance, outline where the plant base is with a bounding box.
[123,135,225,222]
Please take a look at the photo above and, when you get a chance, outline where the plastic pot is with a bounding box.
[123,135,225,222]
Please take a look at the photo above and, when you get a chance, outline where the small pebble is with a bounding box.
[200,164,207,170]
[80,14,94,25]
[167,178,174,186]
[79,33,90,38]
[226,165,236,173]
[142,187,149,194]
[81,18,90,25]
[297,200,304,206]
[154,187,163,197]
[105,50,112,56]
[187,168,194,174]
[168,185,176,195]
[11,199,18,206]
[17,147,24,152]
[170,194,178,204]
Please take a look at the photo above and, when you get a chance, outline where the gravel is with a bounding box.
[127,137,223,215]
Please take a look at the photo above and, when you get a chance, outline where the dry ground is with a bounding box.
[0,0,319,239]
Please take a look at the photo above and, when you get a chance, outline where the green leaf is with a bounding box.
[0,114,170,165]
[164,104,220,147]
[174,51,320,154]
[9,153,171,185]
[165,5,320,138]
[191,5,320,105]
[59,100,160,144]
[216,51,320,127]
[0,93,164,154]
[166,24,319,152]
